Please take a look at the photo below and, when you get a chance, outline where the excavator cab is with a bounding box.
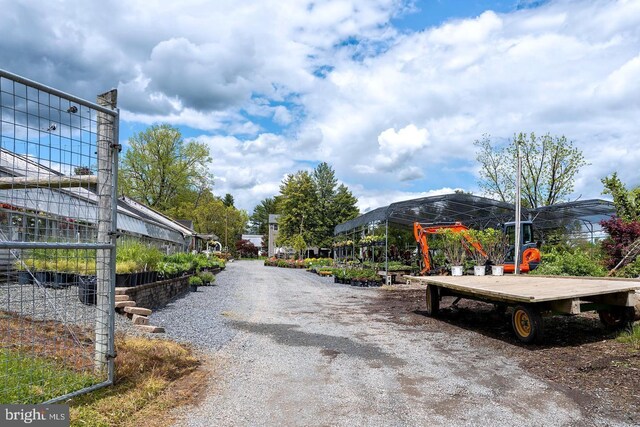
[503,221,540,273]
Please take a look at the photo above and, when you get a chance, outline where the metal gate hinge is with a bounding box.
[107,351,117,360]
[110,143,122,152]
[108,231,122,238]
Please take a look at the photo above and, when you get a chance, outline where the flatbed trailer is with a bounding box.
[405,275,640,343]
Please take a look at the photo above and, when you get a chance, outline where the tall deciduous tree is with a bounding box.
[119,124,211,212]
[277,171,318,246]
[166,189,249,252]
[475,133,586,208]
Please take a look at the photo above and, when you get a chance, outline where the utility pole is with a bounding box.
[224,209,228,252]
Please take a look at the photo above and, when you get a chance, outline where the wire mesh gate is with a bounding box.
[0,69,118,403]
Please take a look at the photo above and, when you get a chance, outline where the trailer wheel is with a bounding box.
[425,285,440,316]
[512,305,543,344]
[598,307,635,330]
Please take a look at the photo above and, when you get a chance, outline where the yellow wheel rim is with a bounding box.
[514,310,531,337]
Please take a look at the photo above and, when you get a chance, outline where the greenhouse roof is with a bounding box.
[0,148,196,245]
[335,193,615,234]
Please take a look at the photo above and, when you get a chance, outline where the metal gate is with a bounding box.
[0,69,118,403]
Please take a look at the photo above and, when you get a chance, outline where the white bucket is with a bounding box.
[474,266,486,276]
[451,265,463,276]
[492,265,504,276]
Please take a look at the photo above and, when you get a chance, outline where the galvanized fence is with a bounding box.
[0,69,118,403]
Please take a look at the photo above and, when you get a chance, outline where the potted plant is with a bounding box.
[198,271,215,286]
[468,229,489,276]
[482,228,508,275]
[14,260,33,285]
[189,275,203,292]
[438,229,466,276]
[116,260,137,287]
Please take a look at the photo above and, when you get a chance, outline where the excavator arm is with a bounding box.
[413,222,487,275]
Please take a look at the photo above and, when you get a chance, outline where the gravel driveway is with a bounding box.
[163,260,630,427]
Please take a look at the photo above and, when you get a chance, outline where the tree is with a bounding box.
[119,124,211,212]
[248,197,280,234]
[236,239,258,258]
[601,173,640,222]
[313,162,338,248]
[475,133,587,208]
[600,174,640,272]
[222,193,235,208]
[277,171,318,246]
[276,163,359,250]
[290,234,307,260]
[166,188,248,251]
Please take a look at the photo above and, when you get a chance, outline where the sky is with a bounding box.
[1,0,638,214]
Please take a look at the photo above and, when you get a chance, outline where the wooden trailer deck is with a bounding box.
[405,275,640,305]
[405,274,640,343]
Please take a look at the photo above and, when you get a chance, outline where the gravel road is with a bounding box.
[165,260,630,427]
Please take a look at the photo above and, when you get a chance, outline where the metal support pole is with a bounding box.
[95,89,117,374]
[385,220,389,283]
[514,138,522,275]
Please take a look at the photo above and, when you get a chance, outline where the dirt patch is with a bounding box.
[368,286,640,424]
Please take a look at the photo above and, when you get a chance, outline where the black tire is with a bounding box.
[598,307,635,330]
[511,305,544,344]
[425,285,440,316]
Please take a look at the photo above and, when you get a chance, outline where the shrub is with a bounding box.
[615,257,640,278]
[600,217,640,269]
[529,247,606,277]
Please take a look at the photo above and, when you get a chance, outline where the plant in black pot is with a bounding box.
[115,260,137,287]
[189,275,203,292]
[198,271,215,286]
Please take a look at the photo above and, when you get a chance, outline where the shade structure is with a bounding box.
[335,193,615,239]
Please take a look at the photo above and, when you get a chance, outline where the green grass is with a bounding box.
[616,324,640,350]
[0,349,99,404]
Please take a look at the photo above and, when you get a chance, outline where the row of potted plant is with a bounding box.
[188,271,216,291]
[264,257,334,269]
[16,244,226,288]
[332,239,353,248]
[333,268,383,287]
[438,228,508,276]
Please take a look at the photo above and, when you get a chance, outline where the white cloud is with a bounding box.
[2,0,640,213]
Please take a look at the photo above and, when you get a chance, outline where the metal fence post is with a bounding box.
[95,89,117,374]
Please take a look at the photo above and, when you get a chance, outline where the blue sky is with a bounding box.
[1,0,639,213]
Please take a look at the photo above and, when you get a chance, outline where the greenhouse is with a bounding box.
[0,148,198,257]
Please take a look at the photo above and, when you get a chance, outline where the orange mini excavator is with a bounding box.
[413,221,541,275]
